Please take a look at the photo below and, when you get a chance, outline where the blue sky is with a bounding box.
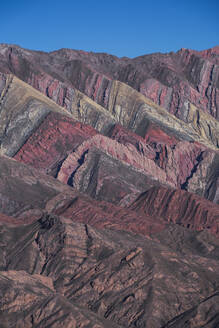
[1,0,218,57]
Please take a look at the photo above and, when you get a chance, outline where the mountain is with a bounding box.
[0,44,218,121]
[0,44,219,327]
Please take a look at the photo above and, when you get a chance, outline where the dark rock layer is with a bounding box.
[0,44,219,328]
[0,214,219,327]
[0,44,218,120]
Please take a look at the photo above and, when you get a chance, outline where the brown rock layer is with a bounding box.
[0,155,218,239]
[0,44,219,327]
[0,215,219,327]
[129,186,219,237]
[0,44,218,120]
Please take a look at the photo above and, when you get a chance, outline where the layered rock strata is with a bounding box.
[0,214,219,327]
[0,44,218,120]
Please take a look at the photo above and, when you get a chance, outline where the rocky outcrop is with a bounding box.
[138,50,219,121]
[163,292,219,328]
[110,124,219,201]
[0,270,120,328]
[0,214,219,327]
[105,80,219,150]
[56,134,172,198]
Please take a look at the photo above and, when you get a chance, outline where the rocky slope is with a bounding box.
[0,213,219,328]
[0,44,218,121]
[1,154,218,239]
[0,72,218,204]
[0,44,219,327]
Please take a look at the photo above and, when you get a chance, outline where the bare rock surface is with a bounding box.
[129,186,219,238]
[0,55,219,206]
[0,214,219,327]
[0,154,167,235]
[0,154,218,240]
[10,98,219,204]
[0,43,218,121]
[0,270,120,328]
[0,44,219,327]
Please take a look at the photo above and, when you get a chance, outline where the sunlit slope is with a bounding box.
[0,74,115,156]
[107,80,219,150]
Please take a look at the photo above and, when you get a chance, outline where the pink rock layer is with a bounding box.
[14,110,218,203]
[0,44,218,120]
[14,111,97,175]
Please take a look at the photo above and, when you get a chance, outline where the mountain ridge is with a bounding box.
[0,44,219,327]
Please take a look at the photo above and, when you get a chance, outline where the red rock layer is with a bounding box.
[129,186,219,237]
[4,154,219,239]
[0,154,167,237]
[14,108,218,203]
[109,123,213,189]
[0,212,26,226]
[14,111,97,176]
[0,44,218,120]
[57,134,170,188]
[46,193,167,237]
